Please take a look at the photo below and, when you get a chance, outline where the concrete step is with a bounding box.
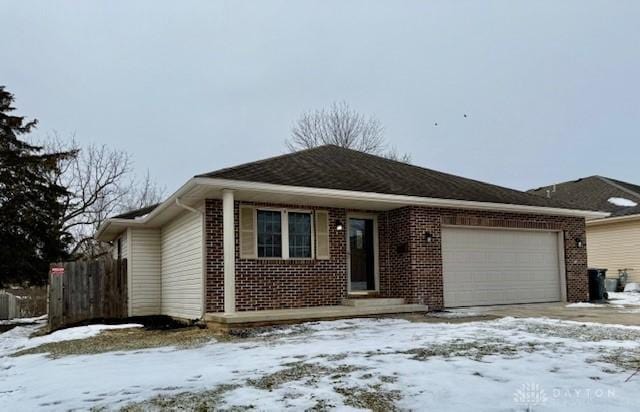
[205,303,428,325]
[342,297,406,307]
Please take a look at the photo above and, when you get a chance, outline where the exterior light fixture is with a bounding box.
[425,232,433,243]
[336,220,344,231]
[575,238,583,248]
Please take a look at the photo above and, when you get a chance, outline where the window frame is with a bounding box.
[287,210,315,259]
[256,208,284,259]
[254,207,315,260]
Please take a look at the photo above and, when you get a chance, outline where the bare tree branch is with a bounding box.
[45,134,165,257]
[286,101,410,162]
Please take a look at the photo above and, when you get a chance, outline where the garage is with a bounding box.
[442,227,564,307]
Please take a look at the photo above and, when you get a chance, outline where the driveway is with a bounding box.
[422,292,640,326]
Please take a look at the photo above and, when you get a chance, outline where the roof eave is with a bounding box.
[194,178,610,219]
[95,178,200,241]
[96,177,609,241]
[586,213,640,227]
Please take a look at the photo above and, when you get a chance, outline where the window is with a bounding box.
[257,210,282,258]
[288,212,312,258]
[252,208,315,259]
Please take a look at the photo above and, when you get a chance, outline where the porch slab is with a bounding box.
[342,298,405,307]
[205,303,428,325]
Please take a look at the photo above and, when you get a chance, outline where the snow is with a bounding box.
[428,308,481,318]
[0,314,47,326]
[567,302,606,308]
[608,291,640,306]
[2,317,640,411]
[623,283,640,293]
[0,321,142,356]
[566,302,623,308]
[607,197,638,207]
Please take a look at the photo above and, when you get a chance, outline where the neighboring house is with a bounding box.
[530,176,640,283]
[96,145,605,324]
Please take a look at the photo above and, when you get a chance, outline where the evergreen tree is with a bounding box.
[0,86,74,286]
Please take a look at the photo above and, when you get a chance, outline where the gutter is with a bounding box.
[96,177,609,240]
[95,178,199,239]
[587,213,640,226]
[193,177,610,219]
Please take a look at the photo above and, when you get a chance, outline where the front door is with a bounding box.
[349,218,375,291]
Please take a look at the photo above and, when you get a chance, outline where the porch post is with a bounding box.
[222,189,236,313]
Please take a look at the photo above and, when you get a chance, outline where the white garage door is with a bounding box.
[442,227,562,307]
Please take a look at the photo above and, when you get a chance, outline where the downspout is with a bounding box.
[175,197,206,323]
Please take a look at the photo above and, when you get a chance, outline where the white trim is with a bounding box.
[200,201,207,318]
[126,228,132,317]
[96,177,608,240]
[288,209,315,260]
[442,224,560,233]
[194,178,609,219]
[222,189,236,313]
[176,197,201,214]
[282,210,289,260]
[587,213,640,226]
[346,213,380,294]
[254,207,315,260]
[557,232,568,302]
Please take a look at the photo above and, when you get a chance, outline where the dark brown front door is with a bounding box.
[349,218,375,291]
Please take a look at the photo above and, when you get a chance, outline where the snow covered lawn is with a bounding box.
[2,316,640,411]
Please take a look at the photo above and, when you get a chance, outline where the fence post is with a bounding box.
[48,264,65,331]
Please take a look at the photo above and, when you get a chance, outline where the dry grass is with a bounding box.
[334,384,402,412]
[117,384,242,412]
[246,361,363,391]
[13,326,218,358]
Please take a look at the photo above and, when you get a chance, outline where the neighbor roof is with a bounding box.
[528,176,640,218]
[113,203,160,220]
[197,145,586,211]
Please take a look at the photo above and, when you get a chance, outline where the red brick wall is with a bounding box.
[378,207,588,310]
[205,199,588,313]
[205,200,348,312]
[205,199,224,313]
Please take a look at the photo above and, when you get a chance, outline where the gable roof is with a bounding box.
[528,175,640,218]
[197,145,586,211]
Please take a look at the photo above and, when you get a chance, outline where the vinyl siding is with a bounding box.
[129,229,161,316]
[112,231,128,260]
[587,220,640,283]
[161,211,203,320]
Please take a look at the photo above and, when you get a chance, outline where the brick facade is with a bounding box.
[378,207,588,310]
[205,199,588,313]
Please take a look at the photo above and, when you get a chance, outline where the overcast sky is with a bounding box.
[2,1,639,194]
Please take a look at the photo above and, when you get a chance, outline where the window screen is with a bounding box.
[288,212,312,258]
[257,210,282,257]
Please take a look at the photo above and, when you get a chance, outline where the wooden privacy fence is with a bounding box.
[48,257,127,331]
[0,291,18,320]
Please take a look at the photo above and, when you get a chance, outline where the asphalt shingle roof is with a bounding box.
[196,145,585,211]
[113,203,160,220]
[528,176,640,217]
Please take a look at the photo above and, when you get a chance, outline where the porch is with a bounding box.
[205,298,428,327]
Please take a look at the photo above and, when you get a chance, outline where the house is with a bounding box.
[529,176,640,283]
[96,145,606,325]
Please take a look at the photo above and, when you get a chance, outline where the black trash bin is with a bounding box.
[588,268,607,301]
